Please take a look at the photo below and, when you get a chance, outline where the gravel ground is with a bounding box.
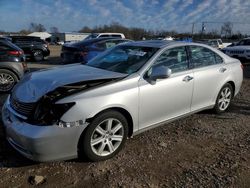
[0,46,249,187]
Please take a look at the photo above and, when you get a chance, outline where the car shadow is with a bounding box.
[230,99,250,116]
[0,136,39,168]
[243,64,250,78]
[195,98,250,119]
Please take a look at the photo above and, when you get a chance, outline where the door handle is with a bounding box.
[219,67,227,73]
[183,75,193,82]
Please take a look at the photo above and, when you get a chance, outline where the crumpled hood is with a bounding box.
[13,64,127,103]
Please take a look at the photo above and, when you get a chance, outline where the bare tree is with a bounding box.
[50,26,59,33]
[0,30,5,34]
[29,22,46,32]
[19,29,30,35]
[221,22,233,38]
[79,26,92,33]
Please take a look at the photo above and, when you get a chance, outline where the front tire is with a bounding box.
[79,110,128,161]
[213,83,233,114]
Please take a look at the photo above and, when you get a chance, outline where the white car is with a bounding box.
[85,33,125,40]
[222,38,250,61]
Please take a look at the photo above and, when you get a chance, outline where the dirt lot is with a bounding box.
[0,46,249,187]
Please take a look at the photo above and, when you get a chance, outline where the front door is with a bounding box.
[138,46,194,129]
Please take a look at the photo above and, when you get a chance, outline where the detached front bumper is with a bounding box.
[1,98,88,162]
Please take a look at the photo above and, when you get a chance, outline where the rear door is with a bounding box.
[188,45,228,111]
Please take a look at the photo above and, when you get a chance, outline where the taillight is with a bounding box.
[8,50,23,55]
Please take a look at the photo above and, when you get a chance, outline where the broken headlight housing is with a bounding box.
[32,97,75,125]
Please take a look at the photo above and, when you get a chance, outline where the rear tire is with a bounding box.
[33,50,44,61]
[79,110,128,161]
[213,83,233,114]
[0,69,18,93]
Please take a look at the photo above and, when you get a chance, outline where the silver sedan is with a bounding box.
[2,40,243,162]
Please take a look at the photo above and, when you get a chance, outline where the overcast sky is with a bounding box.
[0,0,250,34]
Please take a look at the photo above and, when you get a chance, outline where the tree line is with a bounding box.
[0,22,248,41]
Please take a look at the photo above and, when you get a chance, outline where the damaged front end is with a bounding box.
[10,79,119,126]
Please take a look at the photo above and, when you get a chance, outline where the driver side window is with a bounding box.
[153,46,188,73]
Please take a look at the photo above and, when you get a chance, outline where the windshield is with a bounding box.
[86,45,159,74]
[85,34,98,40]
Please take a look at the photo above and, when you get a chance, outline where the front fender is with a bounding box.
[59,88,139,133]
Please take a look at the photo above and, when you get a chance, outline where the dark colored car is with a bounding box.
[0,39,27,92]
[7,36,50,61]
[61,38,132,64]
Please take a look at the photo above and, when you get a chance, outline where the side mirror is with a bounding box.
[149,65,172,82]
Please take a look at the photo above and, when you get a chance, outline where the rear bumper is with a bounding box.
[1,98,88,162]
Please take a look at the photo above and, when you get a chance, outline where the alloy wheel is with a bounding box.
[218,87,232,111]
[90,118,124,156]
[0,72,15,92]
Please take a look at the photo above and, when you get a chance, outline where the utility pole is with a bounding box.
[201,22,206,39]
[191,23,195,37]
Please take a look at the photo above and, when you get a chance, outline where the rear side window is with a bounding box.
[189,46,223,68]
[153,46,188,73]
[238,39,250,45]
[0,41,15,50]
[105,41,116,48]
[0,42,10,50]
[245,39,250,45]
[96,40,119,50]
[99,34,110,38]
[0,45,10,50]
[111,35,122,38]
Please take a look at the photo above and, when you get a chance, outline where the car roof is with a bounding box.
[84,37,127,42]
[68,37,131,47]
[121,40,182,48]
[9,36,40,39]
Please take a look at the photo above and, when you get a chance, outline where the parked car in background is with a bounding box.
[7,36,50,61]
[85,33,126,40]
[196,39,224,49]
[0,39,27,92]
[221,38,250,62]
[61,37,132,64]
[207,39,224,49]
[2,40,243,162]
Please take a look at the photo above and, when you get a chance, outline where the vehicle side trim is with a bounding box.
[132,105,214,136]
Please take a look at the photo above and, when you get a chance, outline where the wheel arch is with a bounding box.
[226,81,235,96]
[86,107,134,138]
[0,68,20,80]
